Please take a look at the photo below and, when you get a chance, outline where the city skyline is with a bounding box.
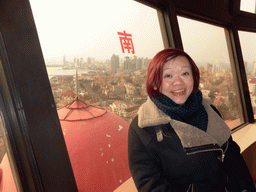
[30,0,256,66]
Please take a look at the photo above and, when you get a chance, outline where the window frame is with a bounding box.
[0,0,256,191]
[141,0,256,128]
[0,0,78,191]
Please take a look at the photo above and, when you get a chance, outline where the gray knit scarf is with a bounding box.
[150,90,208,132]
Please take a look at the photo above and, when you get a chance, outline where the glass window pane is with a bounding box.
[178,16,244,129]
[239,31,256,119]
[240,0,256,13]
[29,0,164,191]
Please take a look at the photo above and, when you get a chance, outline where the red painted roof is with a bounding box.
[58,99,131,192]
[0,99,131,192]
[114,177,137,192]
[113,101,121,106]
[58,100,106,121]
[216,92,224,96]
[249,78,256,84]
[0,154,17,192]
[213,97,225,105]
[60,90,76,98]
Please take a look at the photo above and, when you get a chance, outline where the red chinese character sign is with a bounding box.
[117,31,135,54]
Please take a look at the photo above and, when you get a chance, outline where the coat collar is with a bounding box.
[138,97,231,147]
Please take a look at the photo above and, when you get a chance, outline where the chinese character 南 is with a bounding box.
[117,30,135,54]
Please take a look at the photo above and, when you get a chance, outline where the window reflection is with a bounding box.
[239,31,256,118]
[178,16,244,129]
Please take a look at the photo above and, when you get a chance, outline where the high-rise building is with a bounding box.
[130,56,137,72]
[136,57,143,70]
[207,63,213,73]
[123,56,130,71]
[88,57,92,65]
[111,54,119,73]
[212,64,220,74]
[116,55,119,68]
[143,57,151,67]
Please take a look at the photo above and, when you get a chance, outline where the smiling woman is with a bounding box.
[128,48,256,191]
[146,48,200,99]
[0,0,256,191]
[160,56,194,105]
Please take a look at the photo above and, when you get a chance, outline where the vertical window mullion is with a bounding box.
[0,0,79,191]
[228,28,254,123]
[166,1,183,49]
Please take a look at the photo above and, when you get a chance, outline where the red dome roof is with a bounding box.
[0,154,17,192]
[58,99,107,121]
[58,99,131,192]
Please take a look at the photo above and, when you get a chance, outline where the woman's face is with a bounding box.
[159,56,194,105]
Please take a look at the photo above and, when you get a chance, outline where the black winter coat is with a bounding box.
[128,98,256,192]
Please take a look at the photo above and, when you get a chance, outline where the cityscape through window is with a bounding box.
[0,0,255,191]
[30,0,164,191]
[239,30,256,118]
[30,0,164,124]
[178,16,244,129]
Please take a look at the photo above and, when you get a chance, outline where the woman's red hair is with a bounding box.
[146,48,200,98]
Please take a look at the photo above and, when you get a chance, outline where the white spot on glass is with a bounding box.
[106,134,111,137]
[118,125,123,131]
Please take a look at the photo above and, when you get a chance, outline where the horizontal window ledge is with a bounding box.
[232,123,256,152]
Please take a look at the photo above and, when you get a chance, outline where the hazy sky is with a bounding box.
[29,0,256,65]
[239,31,256,65]
[178,16,230,65]
[29,0,164,63]
[240,0,256,13]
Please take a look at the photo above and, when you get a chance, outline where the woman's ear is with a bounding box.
[153,86,157,90]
